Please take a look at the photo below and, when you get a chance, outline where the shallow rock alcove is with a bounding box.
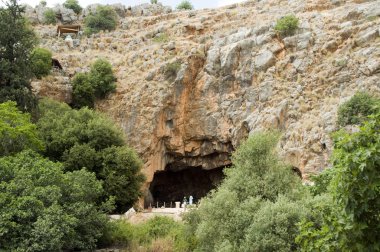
[147,166,225,207]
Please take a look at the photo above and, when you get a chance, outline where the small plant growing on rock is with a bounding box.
[337,92,380,127]
[274,14,299,37]
[84,5,118,35]
[43,9,56,25]
[30,48,52,79]
[63,0,82,14]
[150,0,158,4]
[177,0,194,10]
[164,62,181,80]
[153,33,169,43]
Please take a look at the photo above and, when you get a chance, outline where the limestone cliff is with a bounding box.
[32,0,380,190]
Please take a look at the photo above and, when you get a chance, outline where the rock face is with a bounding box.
[34,0,380,195]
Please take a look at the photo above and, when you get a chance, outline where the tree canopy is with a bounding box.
[0,101,44,156]
[0,151,113,251]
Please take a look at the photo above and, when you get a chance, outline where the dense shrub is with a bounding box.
[186,132,308,251]
[84,5,118,35]
[37,99,145,212]
[274,14,299,36]
[337,92,380,127]
[150,0,158,4]
[0,151,112,251]
[297,112,380,251]
[177,0,194,10]
[63,0,82,14]
[30,48,52,79]
[71,59,116,108]
[0,101,44,156]
[43,9,56,24]
[71,72,95,108]
[99,216,194,251]
[88,58,116,98]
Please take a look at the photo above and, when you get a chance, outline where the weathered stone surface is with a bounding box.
[33,0,380,189]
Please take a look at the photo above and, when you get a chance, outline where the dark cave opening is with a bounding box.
[148,166,225,207]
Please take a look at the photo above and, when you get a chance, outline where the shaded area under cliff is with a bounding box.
[147,166,225,206]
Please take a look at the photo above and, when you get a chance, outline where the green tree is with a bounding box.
[176,0,193,10]
[337,92,380,127]
[101,146,145,212]
[0,151,113,251]
[89,58,116,98]
[71,59,116,108]
[297,112,380,251]
[0,101,44,156]
[71,72,95,108]
[0,0,38,113]
[37,99,145,212]
[30,48,52,78]
[43,9,56,25]
[84,5,118,35]
[274,14,299,37]
[187,132,308,251]
[63,0,82,14]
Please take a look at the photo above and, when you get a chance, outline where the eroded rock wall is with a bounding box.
[33,0,380,185]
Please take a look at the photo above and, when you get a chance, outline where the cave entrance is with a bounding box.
[148,166,225,207]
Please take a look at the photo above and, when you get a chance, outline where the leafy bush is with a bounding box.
[165,61,181,80]
[274,14,299,37]
[37,99,145,212]
[337,92,380,127]
[63,0,82,14]
[0,101,44,156]
[186,132,308,251]
[40,0,47,6]
[88,58,116,98]
[297,112,380,251]
[177,0,194,10]
[43,9,56,24]
[99,216,193,251]
[84,5,118,35]
[71,72,95,108]
[0,150,112,251]
[71,59,116,108]
[151,0,158,4]
[30,47,52,79]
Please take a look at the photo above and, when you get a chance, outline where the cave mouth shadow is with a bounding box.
[146,166,225,208]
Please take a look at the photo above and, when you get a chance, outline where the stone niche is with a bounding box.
[146,165,225,207]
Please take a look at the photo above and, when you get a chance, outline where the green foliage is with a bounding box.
[0,0,38,113]
[177,0,194,10]
[153,33,169,43]
[187,132,308,251]
[0,151,111,251]
[30,48,52,79]
[63,0,82,14]
[337,92,380,127]
[274,14,299,37]
[0,101,44,156]
[297,112,380,251]
[43,9,56,24]
[39,0,47,6]
[71,59,116,108]
[151,0,158,4]
[165,61,181,80]
[99,216,194,251]
[71,72,95,108]
[84,5,118,35]
[89,58,116,98]
[37,99,145,212]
